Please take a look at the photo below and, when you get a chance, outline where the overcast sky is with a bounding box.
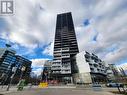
[0,0,127,75]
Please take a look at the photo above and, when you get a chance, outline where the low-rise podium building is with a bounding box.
[74,51,108,84]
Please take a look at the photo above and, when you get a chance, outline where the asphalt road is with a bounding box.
[4,88,115,95]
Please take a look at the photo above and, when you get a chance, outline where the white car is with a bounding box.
[106,83,124,87]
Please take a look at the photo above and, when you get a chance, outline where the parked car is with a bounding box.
[106,83,124,87]
[92,84,102,91]
[92,84,102,87]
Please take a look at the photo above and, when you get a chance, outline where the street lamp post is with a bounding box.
[6,67,17,91]
[44,72,48,83]
[0,73,7,89]
[1,65,11,89]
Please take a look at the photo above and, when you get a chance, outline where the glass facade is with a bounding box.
[52,12,79,82]
[0,48,16,75]
[0,48,32,84]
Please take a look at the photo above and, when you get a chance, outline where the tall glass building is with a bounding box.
[51,12,79,83]
[0,48,32,84]
[0,48,16,76]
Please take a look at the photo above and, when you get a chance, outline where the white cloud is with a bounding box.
[1,0,55,49]
[31,58,50,76]
[31,58,49,67]
[32,68,43,76]
[42,42,54,56]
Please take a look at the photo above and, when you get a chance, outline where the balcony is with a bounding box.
[61,48,69,52]
[90,68,94,72]
[54,48,61,51]
[52,63,61,66]
[54,53,61,56]
[89,65,94,68]
[85,54,90,58]
[51,67,61,70]
[85,58,90,62]
[54,50,61,53]
[53,60,61,63]
[61,70,71,74]
[52,71,61,74]
[61,66,71,70]
[93,63,98,67]
[61,54,70,58]
[98,62,102,65]
[89,62,93,65]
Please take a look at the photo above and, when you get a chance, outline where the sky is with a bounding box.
[0,0,127,75]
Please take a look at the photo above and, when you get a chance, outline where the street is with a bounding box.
[0,86,117,95]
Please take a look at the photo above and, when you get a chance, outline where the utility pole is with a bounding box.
[6,67,17,91]
[1,64,11,89]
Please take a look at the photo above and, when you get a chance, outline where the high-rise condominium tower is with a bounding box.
[51,12,79,83]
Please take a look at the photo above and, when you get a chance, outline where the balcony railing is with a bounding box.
[53,60,61,63]
[51,67,61,70]
[61,48,69,52]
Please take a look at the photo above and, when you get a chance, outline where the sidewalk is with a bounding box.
[0,85,76,94]
[0,85,38,94]
[48,85,76,88]
[0,85,17,94]
[0,85,123,95]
